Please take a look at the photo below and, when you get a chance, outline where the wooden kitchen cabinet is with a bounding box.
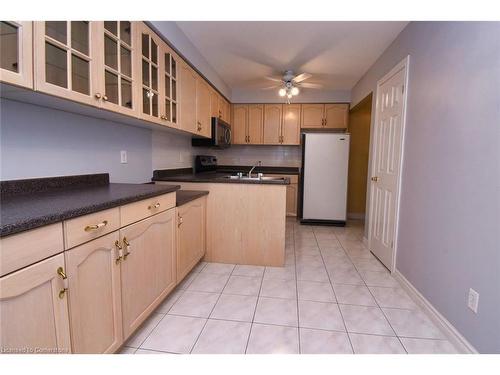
[301,103,349,129]
[0,253,71,354]
[263,104,283,144]
[196,78,212,137]
[265,174,299,216]
[179,61,197,133]
[64,232,123,354]
[0,21,33,89]
[210,88,219,118]
[232,104,248,144]
[176,196,207,282]
[282,104,301,145]
[248,104,264,144]
[136,22,164,125]
[94,21,139,117]
[33,21,100,107]
[120,209,176,338]
[324,103,349,129]
[161,44,179,126]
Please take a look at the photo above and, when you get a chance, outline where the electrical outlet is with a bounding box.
[120,150,128,164]
[467,288,479,313]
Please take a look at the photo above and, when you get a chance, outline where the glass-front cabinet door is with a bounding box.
[34,21,99,106]
[137,23,163,124]
[0,21,33,89]
[96,21,138,116]
[160,46,178,127]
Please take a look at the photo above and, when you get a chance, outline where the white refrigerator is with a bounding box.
[300,132,350,226]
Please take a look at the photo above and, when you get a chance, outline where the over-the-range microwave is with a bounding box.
[192,117,231,149]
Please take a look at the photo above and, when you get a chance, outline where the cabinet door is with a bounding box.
[248,104,264,144]
[180,62,197,133]
[0,21,33,89]
[196,78,212,137]
[137,23,163,124]
[232,104,248,144]
[222,99,231,123]
[34,21,99,106]
[282,104,301,145]
[286,184,298,217]
[120,209,176,338]
[161,46,178,126]
[0,253,71,354]
[176,197,206,282]
[263,104,283,144]
[95,21,138,117]
[210,89,219,118]
[65,232,123,354]
[217,95,225,119]
[301,104,324,128]
[324,103,349,129]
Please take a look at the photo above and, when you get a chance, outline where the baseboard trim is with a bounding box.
[393,270,478,354]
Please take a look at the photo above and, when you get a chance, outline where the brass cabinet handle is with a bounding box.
[178,214,183,227]
[148,202,161,210]
[102,95,108,101]
[115,240,123,264]
[371,176,379,182]
[197,121,202,131]
[57,267,68,299]
[123,237,131,259]
[95,93,102,99]
[160,115,167,121]
[85,220,108,232]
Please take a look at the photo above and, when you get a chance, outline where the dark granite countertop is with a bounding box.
[176,190,209,206]
[0,174,180,237]
[153,171,290,185]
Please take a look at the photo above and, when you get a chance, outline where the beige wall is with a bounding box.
[347,93,372,217]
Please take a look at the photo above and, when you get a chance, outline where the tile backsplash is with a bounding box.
[200,145,302,167]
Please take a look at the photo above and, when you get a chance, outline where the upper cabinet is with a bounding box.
[282,104,301,145]
[196,78,212,137]
[137,22,163,125]
[162,46,178,126]
[179,62,198,133]
[231,104,264,145]
[263,104,283,144]
[96,21,138,116]
[301,103,349,129]
[34,21,100,106]
[232,104,248,144]
[0,21,33,89]
[324,103,349,129]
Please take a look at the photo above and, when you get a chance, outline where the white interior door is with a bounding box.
[369,57,409,271]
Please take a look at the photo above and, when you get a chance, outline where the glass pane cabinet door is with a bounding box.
[34,21,95,104]
[162,50,177,125]
[0,21,33,88]
[140,26,161,120]
[101,21,136,113]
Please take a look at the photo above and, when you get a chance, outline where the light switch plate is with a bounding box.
[120,150,128,164]
[467,288,479,313]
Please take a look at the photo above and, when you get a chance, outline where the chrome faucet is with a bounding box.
[248,160,262,178]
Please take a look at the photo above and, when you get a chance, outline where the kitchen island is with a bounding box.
[153,167,288,267]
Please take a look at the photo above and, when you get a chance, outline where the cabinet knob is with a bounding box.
[148,202,161,210]
[115,240,123,264]
[57,267,68,299]
[178,214,183,227]
[102,95,108,101]
[123,237,131,259]
[95,93,102,99]
[84,220,108,232]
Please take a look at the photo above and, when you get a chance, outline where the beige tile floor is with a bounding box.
[119,219,459,354]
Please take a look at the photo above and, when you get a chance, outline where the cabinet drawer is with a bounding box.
[0,223,64,277]
[64,208,120,249]
[120,193,176,227]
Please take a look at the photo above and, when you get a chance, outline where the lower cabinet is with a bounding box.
[176,196,206,282]
[0,253,71,354]
[65,232,123,354]
[120,209,177,338]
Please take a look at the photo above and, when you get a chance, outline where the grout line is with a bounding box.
[292,219,301,354]
[244,257,266,354]
[313,225,355,354]
[189,265,236,354]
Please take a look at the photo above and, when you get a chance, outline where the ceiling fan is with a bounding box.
[263,70,323,101]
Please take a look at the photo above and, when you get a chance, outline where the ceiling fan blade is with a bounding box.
[265,76,283,83]
[299,82,323,89]
[261,85,280,90]
[293,73,312,83]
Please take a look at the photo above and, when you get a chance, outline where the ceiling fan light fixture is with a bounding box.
[278,88,286,97]
[291,87,299,96]
[287,93,293,99]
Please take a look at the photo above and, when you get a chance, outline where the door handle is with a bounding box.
[371,176,379,182]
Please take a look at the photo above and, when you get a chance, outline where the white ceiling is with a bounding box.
[176,21,408,94]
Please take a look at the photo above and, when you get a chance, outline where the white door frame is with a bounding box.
[367,55,410,273]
